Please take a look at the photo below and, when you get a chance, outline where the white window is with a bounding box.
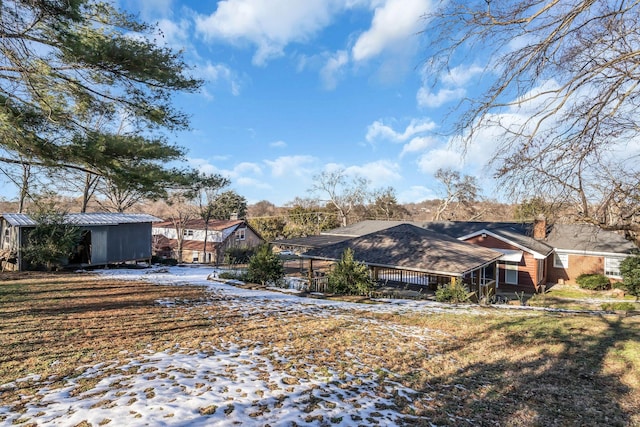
[605,257,624,278]
[554,253,569,268]
[236,228,246,240]
[183,229,194,237]
[504,262,518,285]
[192,251,199,262]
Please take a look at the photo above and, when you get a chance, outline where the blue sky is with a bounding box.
[0,0,503,206]
[117,0,508,207]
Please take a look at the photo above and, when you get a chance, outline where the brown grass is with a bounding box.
[1,272,639,426]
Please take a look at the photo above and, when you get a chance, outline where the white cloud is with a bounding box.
[366,118,436,143]
[187,158,263,181]
[400,136,434,157]
[270,140,287,148]
[194,0,339,66]
[441,64,484,86]
[351,0,432,62]
[264,155,317,177]
[157,18,191,47]
[344,159,402,186]
[233,162,263,176]
[416,87,466,108]
[197,62,243,96]
[416,148,462,174]
[397,185,436,203]
[235,176,272,189]
[320,50,349,90]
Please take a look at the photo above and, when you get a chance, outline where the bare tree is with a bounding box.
[422,0,640,233]
[370,187,411,220]
[311,169,370,227]
[433,168,481,221]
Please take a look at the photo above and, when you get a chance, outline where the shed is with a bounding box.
[0,213,162,271]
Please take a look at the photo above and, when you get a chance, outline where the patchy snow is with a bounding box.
[1,265,542,426]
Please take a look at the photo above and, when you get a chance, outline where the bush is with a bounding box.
[435,279,471,303]
[224,246,256,265]
[575,274,610,291]
[620,255,640,300]
[151,256,178,266]
[247,244,284,286]
[601,302,637,312]
[218,270,250,281]
[23,209,82,271]
[327,248,373,295]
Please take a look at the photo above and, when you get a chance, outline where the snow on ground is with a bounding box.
[0,265,543,426]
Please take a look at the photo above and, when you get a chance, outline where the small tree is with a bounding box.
[247,244,284,286]
[327,248,373,295]
[619,256,640,301]
[435,279,472,303]
[23,210,82,271]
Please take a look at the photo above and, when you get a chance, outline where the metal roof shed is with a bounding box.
[0,213,162,271]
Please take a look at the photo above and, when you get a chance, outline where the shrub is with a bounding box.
[327,248,373,295]
[575,274,610,291]
[601,302,637,312]
[620,255,640,301]
[435,279,471,303]
[151,256,178,266]
[224,246,256,265]
[218,270,250,281]
[247,244,284,285]
[23,209,82,271]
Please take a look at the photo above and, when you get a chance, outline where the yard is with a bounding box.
[0,267,639,426]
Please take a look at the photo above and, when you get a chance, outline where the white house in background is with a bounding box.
[152,218,264,264]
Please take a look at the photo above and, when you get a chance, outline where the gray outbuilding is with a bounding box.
[0,213,161,271]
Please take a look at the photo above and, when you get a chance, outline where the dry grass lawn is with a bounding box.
[1,272,639,426]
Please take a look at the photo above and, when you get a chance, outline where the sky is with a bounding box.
[111,0,505,207]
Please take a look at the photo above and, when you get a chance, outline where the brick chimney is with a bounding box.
[533,215,546,240]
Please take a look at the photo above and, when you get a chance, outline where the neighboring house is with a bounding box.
[152,219,264,264]
[424,220,554,292]
[277,218,637,292]
[302,223,502,295]
[0,212,161,271]
[543,223,637,283]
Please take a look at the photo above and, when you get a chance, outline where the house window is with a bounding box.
[236,228,246,240]
[192,251,199,262]
[183,229,194,237]
[554,253,569,268]
[504,262,518,285]
[605,257,624,278]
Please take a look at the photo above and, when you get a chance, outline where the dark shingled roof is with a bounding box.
[272,234,353,249]
[303,223,502,276]
[322,220,554,256]
[545,224,637,254]
[322,220,411,237]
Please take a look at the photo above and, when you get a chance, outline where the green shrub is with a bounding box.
[435,279,471,303]
[151,256,178,266]
[327,248,373,295]
[575,273,610,290]
[620,255,640,300]
[247,244,284,285]
[23,209,82,271]
[601,302,636,312]
[224,246,256,265]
